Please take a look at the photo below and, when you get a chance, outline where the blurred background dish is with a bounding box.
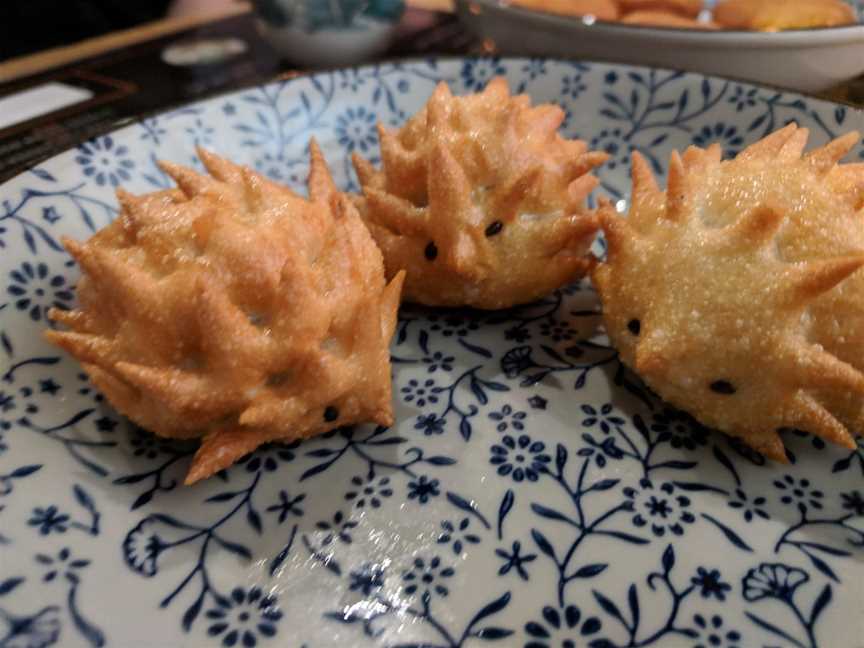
[619,0,703,19]
[511,0,621,21]
[502,0,858,29]
[250,0,405,67]
[713,0,856,31]
[619,9,717,28]
[456,0,864,91]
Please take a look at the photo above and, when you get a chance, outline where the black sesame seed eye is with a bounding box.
[710,380,736,395]
[627,319,641,335]
[424,241,438,261]
[324,406,339,422]
[485,221,503,237]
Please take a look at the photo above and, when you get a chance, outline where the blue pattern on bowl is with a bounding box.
[252,0,404,30]
[0,57,863,647]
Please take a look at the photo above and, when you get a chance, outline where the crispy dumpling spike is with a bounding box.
[527,104,566,134]
[379,270,407,340]
[664,150,689,222]
[377,125,423,198]
[47,143,404,484]
[44,331,117,366]
[783,255,864,304]
[593,123,864,458]
[353,76,607,309]
[720,203,785,248]
[492,166,543,222]
[681,143,719,170]
[566,150,606,180]
[363,189,428,236]
[61,238,99,276]
[83,362,139,410]
[427,144,488,275]
[197,147,244,183]
[778,127,810,161]
[159,160,221,198]
[112,363,244,416]
[737,122,799,161]
[308,138,338,203]
[567,174,601,210]
[749,429,787,462]
[790,343,864,395]
[597,202,635,256]
[116,189,152,236]
[187,430,246,484]
[195,279,273,368]
[790,392,855,449]
[352,152,378,188]
[806,131,860,174]
[540,211,600,254]
[482,75,509,101]
[90,248,169,323]
[46,308,92,331]
[630,151,660,206]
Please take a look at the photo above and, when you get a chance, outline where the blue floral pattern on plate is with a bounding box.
[1,57,863,647]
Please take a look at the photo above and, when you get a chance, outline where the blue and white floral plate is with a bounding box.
[1,57,863,648]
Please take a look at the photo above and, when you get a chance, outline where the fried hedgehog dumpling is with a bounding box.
[352,77,608,309]
[45,142,405,483]
[593,124,864,459]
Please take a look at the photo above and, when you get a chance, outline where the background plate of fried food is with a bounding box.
[2,56,864,647]
[457,0,864,92]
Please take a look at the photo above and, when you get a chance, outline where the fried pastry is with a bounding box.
[509,0,620,21]
[593,124,864,459]
[352,77,607,309]
[618,0,703,18]
[714,0,856,30]
[621,9,718,27]
[46,142,405,483]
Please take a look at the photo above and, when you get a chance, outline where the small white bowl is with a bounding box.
[251,0,405,68]
[456,0,864,92]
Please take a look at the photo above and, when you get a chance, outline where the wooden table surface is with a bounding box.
[0,0,455,84]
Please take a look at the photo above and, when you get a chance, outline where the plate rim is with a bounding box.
[3,54,864,191]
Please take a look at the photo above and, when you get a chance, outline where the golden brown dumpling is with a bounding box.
[352,77,607,309]
[593,124,864,459]
[46,142,404,483]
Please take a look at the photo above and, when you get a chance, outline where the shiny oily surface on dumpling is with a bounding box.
[593,123,864,459]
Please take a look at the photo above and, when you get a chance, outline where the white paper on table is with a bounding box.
[0,82,94,131]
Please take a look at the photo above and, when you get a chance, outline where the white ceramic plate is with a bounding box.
[1,57,863,648]
[456,0,864,92]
